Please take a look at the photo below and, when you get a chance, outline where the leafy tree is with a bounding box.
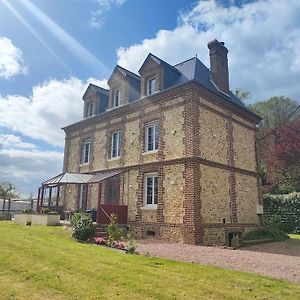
[273,120,300,192]
[250,96,300,140]
[234,88,251,102]
[0,182,19,212]
[249,97,300,193]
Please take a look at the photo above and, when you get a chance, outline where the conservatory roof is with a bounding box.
[42,170,123,187]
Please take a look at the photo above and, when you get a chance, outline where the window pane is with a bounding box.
[154,124,159,150]
[87,103,93,117]
[147,126,154,151]
[154,176,158,204]
[112,132,120,157]
[148,78,156,95]
[147,177,153,204]
[82,142,90,163]
[114,90,120,107]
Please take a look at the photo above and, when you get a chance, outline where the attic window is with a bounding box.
[147,78,156,95]
[114,89,120,107]
[87,102,94,117]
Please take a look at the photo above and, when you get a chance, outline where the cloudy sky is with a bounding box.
[0,0,299,196]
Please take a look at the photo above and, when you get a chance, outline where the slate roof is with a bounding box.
[117,65,141,81]
[109,65,141,83]
[90,83,109,95]
[173,57,249,112]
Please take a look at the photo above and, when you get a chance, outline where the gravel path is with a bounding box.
[137,239,300,284]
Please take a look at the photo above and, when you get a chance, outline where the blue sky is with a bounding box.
[0,0,300,196]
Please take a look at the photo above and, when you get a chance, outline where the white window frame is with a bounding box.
[143,173,158,208]
[145,122,159,152]
[113,89,121,107]
[111,131,121,158]
[87,102,94,117]
[79,184,86,210]
[147,77,156,95]
[81,140,91,164]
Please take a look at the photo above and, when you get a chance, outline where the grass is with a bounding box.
[289,234,300,240]
[243,227,289,241]
[0,222,299,300]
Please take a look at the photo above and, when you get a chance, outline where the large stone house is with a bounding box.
[62,39,263,245]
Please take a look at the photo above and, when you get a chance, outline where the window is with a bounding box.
[111,131,121,158]
[146,122,159,152]
[79,184,87,210]
[114,89,120,107]
[147,78,156,95]
[81,140,90,164]
[87,102,94,117]
[104,177,119,204]
[144,174,158,208]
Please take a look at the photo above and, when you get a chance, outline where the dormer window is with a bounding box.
[147,78,156,95]
[114,89,121,107]
[87,102,94,117]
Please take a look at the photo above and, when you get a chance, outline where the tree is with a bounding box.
[248,97,300,193]
[0,182,19,212]
[273,120,300,192]
[234,88,252,102]
[250,96,300,140]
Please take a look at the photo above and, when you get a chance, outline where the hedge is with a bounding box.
[263,193,300,234]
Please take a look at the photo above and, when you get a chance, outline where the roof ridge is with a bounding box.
[117,65,141,80]
[173,56,196,67]
[140,53,180,74]
[90,83,109,92]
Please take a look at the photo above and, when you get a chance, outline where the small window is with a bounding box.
[144,174,158,208]
[81,140,91,164]
[87,102,94,117]
[146,122,159,152]
[147,78,156,95]
[111,131,121,158]
[114,89,120,107]
[79,184,87,210]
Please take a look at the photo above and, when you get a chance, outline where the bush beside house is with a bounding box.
[263,193,300,234]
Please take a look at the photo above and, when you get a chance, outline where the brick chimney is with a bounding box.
[208,39,229,95]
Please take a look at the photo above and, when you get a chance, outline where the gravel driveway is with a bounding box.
[137,238,300,284]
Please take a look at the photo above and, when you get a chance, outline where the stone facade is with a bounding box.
[62,42,262,246]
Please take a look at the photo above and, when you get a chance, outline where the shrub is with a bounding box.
[244,225,289,241]
[263,192,300,233]
[125,233,137,254]
[72,213,95,241]
[0,213,10,221]
[108,213,122,243]
[41,208,57,215]
[22,208,34,214]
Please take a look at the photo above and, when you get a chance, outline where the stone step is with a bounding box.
[94,231,108,238]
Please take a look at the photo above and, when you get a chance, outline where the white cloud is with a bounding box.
[0,77,108,147]
[90,0,126,28]
[0,37,28,79]
[0,137,63,195]
[117,0,300,102]
[0,134,36,150]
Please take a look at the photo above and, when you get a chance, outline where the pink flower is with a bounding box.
[116,242,125,249]
[94,237,107,245]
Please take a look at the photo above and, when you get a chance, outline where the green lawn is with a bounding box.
[289,234,300,240]
[0,222,299,300]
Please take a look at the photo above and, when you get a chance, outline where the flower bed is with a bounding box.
[94,236,136,253]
